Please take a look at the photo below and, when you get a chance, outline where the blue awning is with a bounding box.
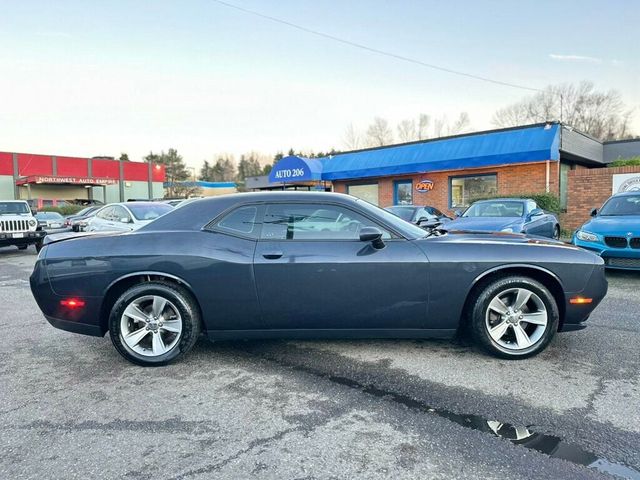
[268,155,323,183]
[320,124,560,181]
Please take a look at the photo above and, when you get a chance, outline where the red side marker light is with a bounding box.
[569,297,593,305]
[60,298,86,308]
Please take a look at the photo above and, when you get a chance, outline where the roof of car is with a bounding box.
[473,198,531,203]
[612,190,640,197]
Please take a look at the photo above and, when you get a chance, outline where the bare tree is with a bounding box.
[432,116,448,138]
[492,81,635,141]
[417,114,431,140]
[366,117,394,147]
[449,112,471,135]
[342,123,364,150]
[397,119,417,143]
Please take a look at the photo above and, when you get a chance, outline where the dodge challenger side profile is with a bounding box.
[30,192,607,366]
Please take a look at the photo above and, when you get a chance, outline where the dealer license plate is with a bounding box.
[12,233,24,238]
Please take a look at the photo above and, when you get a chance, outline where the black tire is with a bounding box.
[553,225,560,240]
[109,281,201,366]
[469,276,559,359]
[17,245,28,250]
[35,241,43,253]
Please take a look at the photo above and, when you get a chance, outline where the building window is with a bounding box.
[393,180,413,205]
[449,174,497,208]
[347,183,379,205]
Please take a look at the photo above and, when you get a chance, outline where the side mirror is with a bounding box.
[359,226,385,249]
[526,208,544,220]
[120,217,131,224]
[454,209,463,218]
[590,208,598,217]
[416,216,428,224]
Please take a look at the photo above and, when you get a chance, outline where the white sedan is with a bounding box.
[86,202,174,232]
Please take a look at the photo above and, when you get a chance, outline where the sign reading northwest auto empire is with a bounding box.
[612,173,640,193]
[20,176,119,186]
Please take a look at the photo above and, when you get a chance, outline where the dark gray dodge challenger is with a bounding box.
[30,192,607,366]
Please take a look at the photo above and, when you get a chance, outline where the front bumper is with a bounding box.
[559,261,608,331]
[0,230,46,247]
[572,237,640,270]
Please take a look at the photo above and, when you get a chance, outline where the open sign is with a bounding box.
[416,180,434,192]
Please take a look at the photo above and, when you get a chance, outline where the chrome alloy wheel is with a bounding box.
[484,287,548,351]
[120,295,182,357]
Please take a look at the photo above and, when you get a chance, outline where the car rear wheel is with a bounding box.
[469,276,559,359]
[109,282,201,366]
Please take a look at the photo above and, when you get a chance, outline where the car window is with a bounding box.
[463,201,524,217]
[215,206,259,238]
[126,203,173,221]
[112,206,130,222]
[96,207,113,220]
[261,203,392,241]
[599,194,640,216]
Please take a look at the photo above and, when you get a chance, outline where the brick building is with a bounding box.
[311,123,640,229]
[0,151,166,207]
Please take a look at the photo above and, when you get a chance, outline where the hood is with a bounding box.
[445,216,522,232]
[423,230,577,249]
[580,215,640,236]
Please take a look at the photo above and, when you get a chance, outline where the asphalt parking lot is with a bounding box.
[1,246,639,480]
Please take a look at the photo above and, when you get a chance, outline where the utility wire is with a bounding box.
[210,0,543,93]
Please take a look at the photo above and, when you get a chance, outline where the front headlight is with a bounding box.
[29,219,37,227]
[576,230,598,242]
[500,227,514,233]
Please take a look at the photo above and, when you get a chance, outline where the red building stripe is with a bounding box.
[91,158,120,179]
[0,152,12,175]
[123,161,149,182]
[57,156,89,177]
[18,154,53,176]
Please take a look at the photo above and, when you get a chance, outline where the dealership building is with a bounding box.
[0,151,166,206]
[265,122,640,226]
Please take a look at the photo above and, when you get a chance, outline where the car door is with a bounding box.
[253,202,430,331]
[523,201,547,236]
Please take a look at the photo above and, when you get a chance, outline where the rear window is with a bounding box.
[215,206,259,238]
[126,203,173,221]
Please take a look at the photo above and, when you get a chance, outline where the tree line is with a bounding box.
[127,81,635,197]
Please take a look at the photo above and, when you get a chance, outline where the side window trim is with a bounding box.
[258,201,397,242]
[204,204,264,240]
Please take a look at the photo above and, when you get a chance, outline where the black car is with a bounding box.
[385,205,451,228]
[30,192,607,366]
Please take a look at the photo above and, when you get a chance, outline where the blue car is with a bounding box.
[446,198,560,239]
[572,191,640,270]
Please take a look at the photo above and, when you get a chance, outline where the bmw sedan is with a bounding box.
[86,202,173,232]
[447,199,560,239]
[31,192,607,366]
[572,191,640,270]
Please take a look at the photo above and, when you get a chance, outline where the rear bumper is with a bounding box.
[44,315,104,337]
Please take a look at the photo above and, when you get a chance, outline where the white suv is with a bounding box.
[0,200,46,252]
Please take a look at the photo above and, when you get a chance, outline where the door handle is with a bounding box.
[262,251,283,260]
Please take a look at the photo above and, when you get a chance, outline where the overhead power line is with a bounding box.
[210,0,543,93]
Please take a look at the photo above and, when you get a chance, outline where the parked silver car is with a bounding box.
[86,202,173,232]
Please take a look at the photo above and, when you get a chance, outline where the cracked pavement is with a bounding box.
[1,246,639,479]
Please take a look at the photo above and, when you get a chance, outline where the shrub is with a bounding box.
[472,192,561,214]
[39,205,86,216]
[608,156,640,167]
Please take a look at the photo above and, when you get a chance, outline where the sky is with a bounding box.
[0,0,638,167]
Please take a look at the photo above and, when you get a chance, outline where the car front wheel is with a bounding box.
[469,276,559,359]
[109,282,201,366]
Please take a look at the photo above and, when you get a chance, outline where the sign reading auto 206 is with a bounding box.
[273,168,306,180]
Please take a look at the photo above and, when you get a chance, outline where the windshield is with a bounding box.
[356,199,428,239]
[463,201,524,218]
[599,194,640,216]
[385,206,415,221]
[126,203,173,221]
[0,202,30,215]
[36,212,63,220]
